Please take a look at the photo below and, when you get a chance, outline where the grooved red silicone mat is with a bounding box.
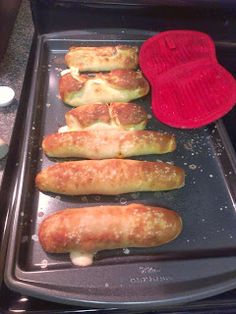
[139,30,236,128]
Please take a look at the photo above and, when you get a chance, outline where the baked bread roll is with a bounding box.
[42,130,176,159]
[65,45,138,72]
[59,69,150,107]
[35,159,185,195]
[59,102,148,132]
[38,203,183,266]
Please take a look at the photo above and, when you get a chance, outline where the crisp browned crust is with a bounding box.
[64,102,147,130]
[65,103,111,128]
[65,45,138,72]
[38,203,182,253]
[68,46,118,57]
[42,130,176,159]
[35,159,185,195]
[59,73,88,100]
[59,70,150,107]
[110,102,147,127]
[104,69,147,90]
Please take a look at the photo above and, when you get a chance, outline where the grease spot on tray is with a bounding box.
[183,140,194,151]
[81,196,88,202]
[131,192,140,199]
[32,234,39,242]
[39,259,48,269]
[55,67,63,72]
[188,164,197,170]
[123,248,130,255]
[120,198,127,205]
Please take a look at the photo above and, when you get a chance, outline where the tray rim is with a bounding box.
[4,29,236,309]
[0,35,38,294]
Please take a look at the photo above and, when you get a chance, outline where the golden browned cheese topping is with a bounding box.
[67,103,110,128]
[104,69,147,90]
[66,46,138,61]
[68,46,117,57]
[110,102,147,126]
[59,73,88,99]
[65,45,138,72]
[59,69,149,102]
[117,46,138,68]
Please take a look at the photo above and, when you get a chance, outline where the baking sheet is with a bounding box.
[4,29,236,309]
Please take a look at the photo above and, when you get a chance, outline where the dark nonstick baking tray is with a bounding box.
[4,29,236,309]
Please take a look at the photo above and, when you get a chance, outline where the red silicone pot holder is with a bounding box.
[139,30,236,128]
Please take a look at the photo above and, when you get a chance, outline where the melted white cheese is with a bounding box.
[69,79,136,107]
[58,125,69,133]
[58,121,120,133]
[60,67,80,78]
[70,251,94,267]
[60,69,71,76]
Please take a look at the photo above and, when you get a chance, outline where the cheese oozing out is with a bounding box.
[60,67,80,78]
[58,121,122,133]
[70,250,94,267]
